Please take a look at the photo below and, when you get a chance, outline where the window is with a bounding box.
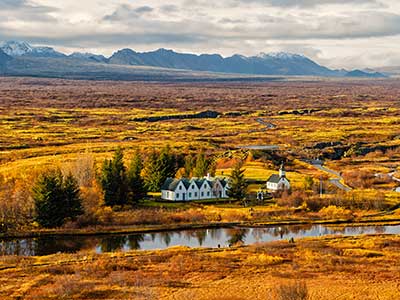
[207,191,210,196]
[189,192,192,197]
[195,192,197,197]
[176,193,179,199]
[179,185,182,190]
[201,192,204,197]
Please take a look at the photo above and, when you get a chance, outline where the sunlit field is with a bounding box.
[1,234,400,300]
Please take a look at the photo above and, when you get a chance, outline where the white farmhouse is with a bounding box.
[266,163,291,192]
[161,175,229,201]
[161,178,190,201]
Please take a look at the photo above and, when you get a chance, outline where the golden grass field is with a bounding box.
[2,77,400,299]
[1,234,400,299]
[2,77,400,192]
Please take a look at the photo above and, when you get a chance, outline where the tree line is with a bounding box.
[32,146,218,228]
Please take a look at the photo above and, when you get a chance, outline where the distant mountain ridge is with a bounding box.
[0,41,65,58]
[0,40,388,79]
[107,48,337,76]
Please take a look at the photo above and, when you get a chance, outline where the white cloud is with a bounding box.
[0,0,399,68]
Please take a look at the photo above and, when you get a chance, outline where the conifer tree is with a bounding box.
[33,169,64,228]
[227,161,248,202]
[193,151,211,177]
[33,169,83,228]
[127,150,147,202]
[143,150,163,192]
[183,154,195,178]
[99,147,128,206]
[143,146,178,192]
[63,173,84,219]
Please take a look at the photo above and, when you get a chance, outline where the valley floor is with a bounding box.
[1,234,400,299]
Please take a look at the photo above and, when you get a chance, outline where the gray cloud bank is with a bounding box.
[0,0,399,69]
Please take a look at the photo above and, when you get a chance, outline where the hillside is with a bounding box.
[0,41,388,80]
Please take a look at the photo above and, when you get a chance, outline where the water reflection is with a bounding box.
[1,224,400,256]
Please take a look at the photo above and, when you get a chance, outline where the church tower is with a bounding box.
[279,162,286,178]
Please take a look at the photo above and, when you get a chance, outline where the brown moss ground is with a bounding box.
[1,234,400,299]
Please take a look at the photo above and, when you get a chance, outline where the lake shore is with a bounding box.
[2,215,400,240]
[1,234,400,299]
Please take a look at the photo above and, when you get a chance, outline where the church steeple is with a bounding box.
[279,162,286,178]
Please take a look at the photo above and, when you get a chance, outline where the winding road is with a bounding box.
[308,160,352,192]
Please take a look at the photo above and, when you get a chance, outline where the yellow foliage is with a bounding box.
[342,249,384,258]
[319,205,353,219]
[245,253,284,266]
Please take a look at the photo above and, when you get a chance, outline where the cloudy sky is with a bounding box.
[1,0,400,68]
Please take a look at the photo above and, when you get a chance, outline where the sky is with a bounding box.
[0,0,400,69]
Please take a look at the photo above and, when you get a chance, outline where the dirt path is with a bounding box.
[310,161,352,192]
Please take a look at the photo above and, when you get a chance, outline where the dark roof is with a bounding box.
[162,177,228,191]
[161,178,190,191]
[267,174,290,184]
[267,174,281,184]
[181,178,191,189]
[192,178,204,189]
[161,178,179,191]
[219,178,228,188]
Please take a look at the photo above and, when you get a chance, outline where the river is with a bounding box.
[1,224,399,256]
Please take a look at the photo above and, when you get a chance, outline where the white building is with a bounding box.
[266,163,291,192]
[161,175,229,201]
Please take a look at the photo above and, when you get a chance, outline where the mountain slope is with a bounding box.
[345,69,386,78]
[109,49,336,76]
[69,52,108,63]
[0,49,11,73]
[0,40,390,80]
[0,41,65,58]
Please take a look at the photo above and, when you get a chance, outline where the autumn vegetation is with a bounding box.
[1,234,400,299]
[2,76,400,299]
[1,77,400,233]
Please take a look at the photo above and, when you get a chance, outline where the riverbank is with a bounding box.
[1,234,400,299]
[2,214,400,240]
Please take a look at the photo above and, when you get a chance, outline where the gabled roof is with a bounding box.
[181,178,191,189]
[161,178,190,191]
[191,178,204,189]
[267,174,290,184]
[162,177,228,192]
[220,178,228,188]
[267,174,281,184]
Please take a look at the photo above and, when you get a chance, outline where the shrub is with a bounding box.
[277,191,307,208]
[275,281,309,300]
[319,205,353,219]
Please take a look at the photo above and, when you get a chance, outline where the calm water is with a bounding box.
[1,224,399,256]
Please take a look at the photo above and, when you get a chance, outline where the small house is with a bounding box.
[266,163,291,192]
[161,175,229,201]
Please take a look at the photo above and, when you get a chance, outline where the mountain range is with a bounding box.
[0,41,387,81]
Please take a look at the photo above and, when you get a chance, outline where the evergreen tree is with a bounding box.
[143,150,163,192]
[63,173,84,219]
[183,154,195,178]
[193,151,211,177]
[158,145,177,179]
[33,169,83,228]
[227,161,248,202]
[127,150,147,202]
[33,169,64,228]
[144,146,179,192]
[99,147,128,206]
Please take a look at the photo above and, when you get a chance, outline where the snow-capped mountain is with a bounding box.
[0,41,65,58]
[109,49,336,76]
[0,40,387,79]
[0,41,33,56]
